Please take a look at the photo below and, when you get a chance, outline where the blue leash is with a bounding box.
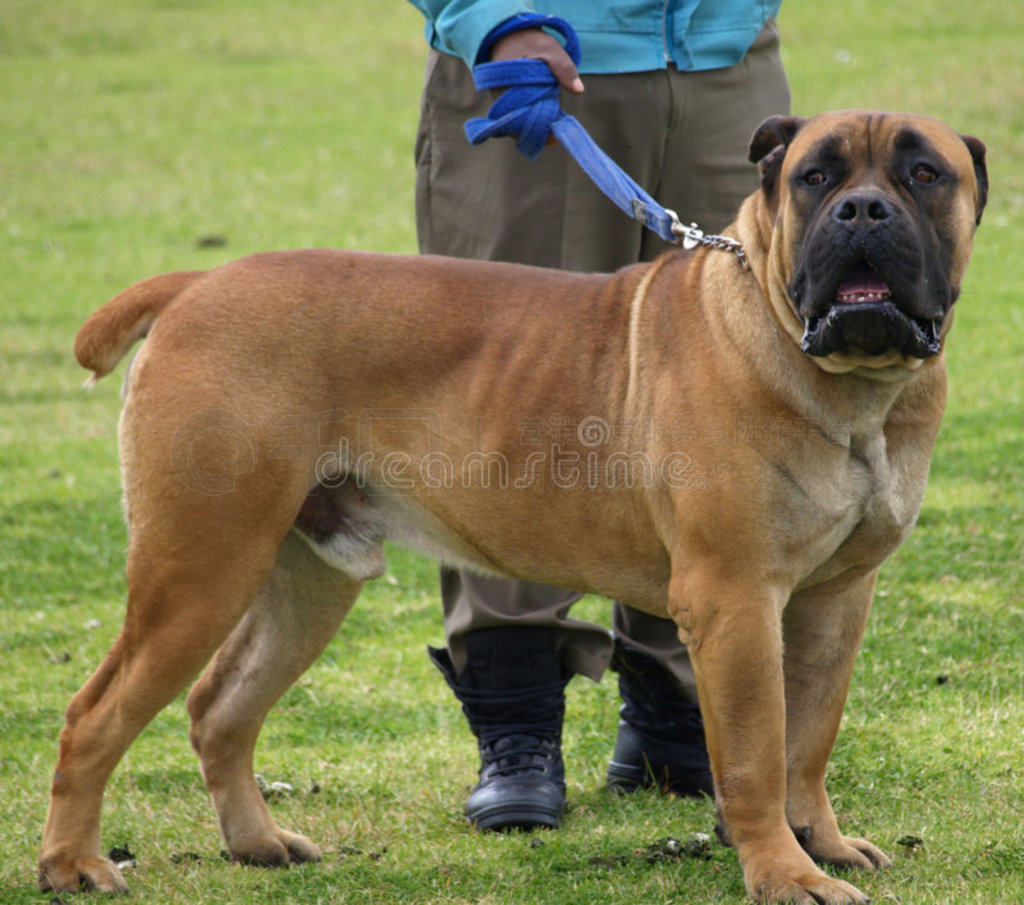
[463,14,746,263]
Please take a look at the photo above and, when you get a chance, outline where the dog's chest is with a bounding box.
[784,430,923,586]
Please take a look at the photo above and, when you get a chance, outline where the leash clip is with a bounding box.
[669,214,705,250]
[667,210,748,267]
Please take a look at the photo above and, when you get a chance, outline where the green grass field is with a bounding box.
[1,1,1022,902]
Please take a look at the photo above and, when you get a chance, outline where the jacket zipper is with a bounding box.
[661,0,673,65]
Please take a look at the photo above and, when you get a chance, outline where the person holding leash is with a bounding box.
[408,0,790,832]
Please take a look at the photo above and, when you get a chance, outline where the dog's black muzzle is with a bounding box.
[794,192,946,360]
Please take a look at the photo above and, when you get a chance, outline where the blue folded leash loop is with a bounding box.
[464,13,746,263]
[467,57,564,161]
[466,14,581,161]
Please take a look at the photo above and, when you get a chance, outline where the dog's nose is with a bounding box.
[832,193,894,227]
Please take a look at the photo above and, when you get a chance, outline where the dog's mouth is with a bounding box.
[800,262,942,359]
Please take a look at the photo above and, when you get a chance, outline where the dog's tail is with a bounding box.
[74,271,205,385]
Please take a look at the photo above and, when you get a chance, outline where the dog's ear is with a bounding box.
[959,133,988,225]
[748,115,807,195]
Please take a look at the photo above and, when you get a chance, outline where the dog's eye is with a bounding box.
[803,170,827,187]
[911,163,939,184]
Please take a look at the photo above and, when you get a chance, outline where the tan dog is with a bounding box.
[40,111,987,904]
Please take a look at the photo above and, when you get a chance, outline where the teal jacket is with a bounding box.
[407,0,782,73]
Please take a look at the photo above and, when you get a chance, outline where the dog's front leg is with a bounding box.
[781,570,891,872]
[674,570,870,905]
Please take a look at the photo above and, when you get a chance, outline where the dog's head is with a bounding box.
[745,110,987,374]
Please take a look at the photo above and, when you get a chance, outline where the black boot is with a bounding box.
[606,638,713,797]
[429,626,571,831]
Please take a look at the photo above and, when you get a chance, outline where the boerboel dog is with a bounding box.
[40,111,987,903]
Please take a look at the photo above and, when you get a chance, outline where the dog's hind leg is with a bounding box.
[186,529,362,867]
[38,519,288,894]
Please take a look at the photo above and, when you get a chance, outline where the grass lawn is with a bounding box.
[1,1,1022,902]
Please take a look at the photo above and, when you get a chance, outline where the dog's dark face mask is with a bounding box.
[748,113,988,367]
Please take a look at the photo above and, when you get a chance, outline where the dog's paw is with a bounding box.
[230,828,322,867]
[805,832,892,871]
[39,854,129,895]
[277,828,323,864]
[750,869,870,905]
[744,848,872,905]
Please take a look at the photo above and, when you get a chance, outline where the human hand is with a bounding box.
[490,27,584,94]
